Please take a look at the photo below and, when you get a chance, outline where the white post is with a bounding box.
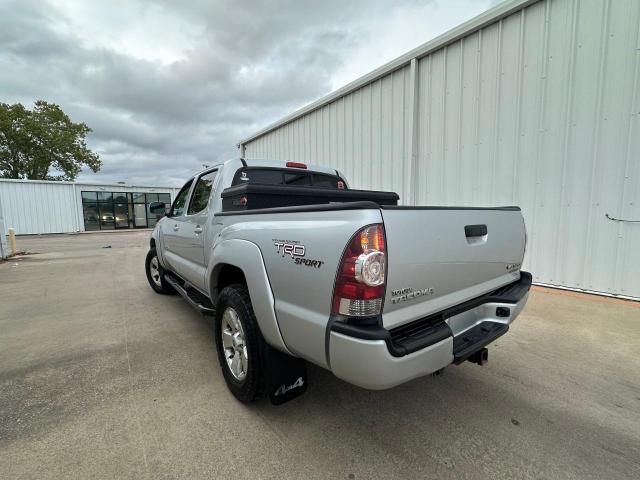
[8,228,17,255]
[9,228,18,255]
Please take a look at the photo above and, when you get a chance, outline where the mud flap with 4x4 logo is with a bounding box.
[263,343,307,405]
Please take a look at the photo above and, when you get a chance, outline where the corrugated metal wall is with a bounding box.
[0,181,79,234]
[247,66,415,203]
[0,180,176,235]
[242,0,640,299]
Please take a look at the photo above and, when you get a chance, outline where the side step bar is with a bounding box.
[164,273,216,315]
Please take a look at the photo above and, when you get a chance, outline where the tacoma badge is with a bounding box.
[391,286,435,304]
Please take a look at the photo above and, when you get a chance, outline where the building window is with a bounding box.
[81,192,100,231]
[146,193,159,227]
[97,192,113,202]
[81,190,172,231]
[148,193,171,227]
[97,191,115,229]
[113,193,129,228]
[131,192,147,227]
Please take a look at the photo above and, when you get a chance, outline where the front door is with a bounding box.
[161,179,193,277]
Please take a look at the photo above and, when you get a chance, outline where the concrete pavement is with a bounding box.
[1,231,639,479]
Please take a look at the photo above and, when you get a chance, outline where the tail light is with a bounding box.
[332,224,386,317]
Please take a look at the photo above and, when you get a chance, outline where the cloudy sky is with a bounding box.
[1,0,495,186]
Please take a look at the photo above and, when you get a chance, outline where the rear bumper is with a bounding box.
[328,272,531,390]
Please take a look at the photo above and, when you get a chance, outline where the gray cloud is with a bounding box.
[0,0,487,186]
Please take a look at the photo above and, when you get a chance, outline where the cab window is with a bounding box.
[284,172,311,186]
[170,179,193,217]
[188,170,218,215]
[232,167,345,189]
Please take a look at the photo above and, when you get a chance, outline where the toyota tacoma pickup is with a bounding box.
[145,158,531,404]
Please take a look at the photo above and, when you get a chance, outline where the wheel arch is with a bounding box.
[208,239,291,355]
[149,226,167,264]
[210,263,247,298]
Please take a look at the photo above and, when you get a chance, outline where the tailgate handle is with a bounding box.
[465,224,487,237]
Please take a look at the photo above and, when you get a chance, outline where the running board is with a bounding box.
[164,274,216,315]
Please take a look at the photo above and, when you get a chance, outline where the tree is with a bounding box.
[0,100,101,181]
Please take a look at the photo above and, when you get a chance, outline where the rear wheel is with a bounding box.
[145,248,175,294]
[214,284,264,403]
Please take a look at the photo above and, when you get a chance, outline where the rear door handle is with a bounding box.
[173,224,180,232]
[194,225,203,234]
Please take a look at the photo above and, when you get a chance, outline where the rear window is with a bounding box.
[233,167,345,189]
[284,172,310,186]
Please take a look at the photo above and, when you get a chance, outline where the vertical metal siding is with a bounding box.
[243,0,640,299]
[248,65,414,200]
[0,181,78,235]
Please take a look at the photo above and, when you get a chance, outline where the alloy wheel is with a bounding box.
[221,307,248,381]
[149,256,162,287]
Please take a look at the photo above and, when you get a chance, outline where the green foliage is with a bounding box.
[0,100,101,181]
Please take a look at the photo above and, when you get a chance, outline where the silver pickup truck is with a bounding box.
[145,158,531,404]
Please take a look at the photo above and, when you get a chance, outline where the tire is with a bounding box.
[145,248,175,295]
[214,284,264,403]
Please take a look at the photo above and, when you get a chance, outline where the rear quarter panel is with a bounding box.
[215,208,382,368]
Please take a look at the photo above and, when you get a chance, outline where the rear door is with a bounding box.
[380,206,526,329]
[173,169,218,292]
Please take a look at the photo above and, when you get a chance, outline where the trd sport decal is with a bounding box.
[273,240,324,269]
[274,241,305,258]
[294,258,324,268]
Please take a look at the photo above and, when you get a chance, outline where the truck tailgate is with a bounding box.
[380,206,526,329]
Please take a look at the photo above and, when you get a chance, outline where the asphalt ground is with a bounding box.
[1,231,639,479]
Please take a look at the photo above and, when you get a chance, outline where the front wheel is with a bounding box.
[214,284,264,403]
[145,248,175,294]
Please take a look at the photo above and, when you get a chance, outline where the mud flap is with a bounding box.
[263,344,307,405]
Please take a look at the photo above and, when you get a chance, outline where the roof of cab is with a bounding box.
[240,158,337,176]
[190,158,339,179]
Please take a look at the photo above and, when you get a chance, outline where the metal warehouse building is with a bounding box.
[239,0,640,299]
[0,179,176,236]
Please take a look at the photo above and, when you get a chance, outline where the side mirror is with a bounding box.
[149,202,166,214]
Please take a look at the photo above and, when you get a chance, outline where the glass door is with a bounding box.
[131,192,148,227]
[81,192,100,231]
[114,202,129,228]
[112,193,128,229]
